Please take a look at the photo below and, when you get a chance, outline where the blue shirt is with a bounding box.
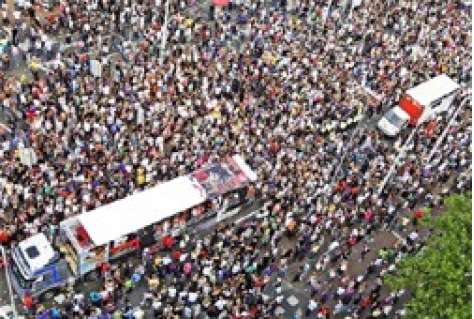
[50,308,61,319]
[36,311,49,319]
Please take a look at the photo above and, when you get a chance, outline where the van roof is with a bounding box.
[406,75,460,106]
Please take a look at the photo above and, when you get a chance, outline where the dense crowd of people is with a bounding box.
[0,0,471,318]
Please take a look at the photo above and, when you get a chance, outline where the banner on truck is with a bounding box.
[189,156,253,199]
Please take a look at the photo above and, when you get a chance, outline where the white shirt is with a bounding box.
[13,11,21,21]
[168,287,177,298]
[215,299,226,310]
[409,232,419,241]
[134,308,145,319]
[188,292,198,303]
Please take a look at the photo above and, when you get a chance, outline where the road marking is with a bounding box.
[235,210,258,224]
[235,201,270,224]
[0,123,11,133]
[280,278,311,298]
[391,230,404,242]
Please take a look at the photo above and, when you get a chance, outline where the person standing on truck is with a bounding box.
[100,262,111,282]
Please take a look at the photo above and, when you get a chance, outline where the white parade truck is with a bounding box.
[7,155,257,300]
[378,74,460,136]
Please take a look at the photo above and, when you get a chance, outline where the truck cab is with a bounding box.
[9,233,72,300]
[377,106,411,136]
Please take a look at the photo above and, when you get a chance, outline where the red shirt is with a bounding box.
[254,278,264,288]
[351,187,359,195]
[321,305,330,315]
[415,209,424,219]
[0,231,10,244]
[362,298,371,309]
[348,237,357,246]
[27,111,36,122]
[24,296,33,309]
[101,263,111,276]
[269,142,280,154]
[163,235,174,248]
[172,250,181,261]
[365,211,373,222]
[249,307,259,317]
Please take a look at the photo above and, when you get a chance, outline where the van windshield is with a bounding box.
[385,110,405,128]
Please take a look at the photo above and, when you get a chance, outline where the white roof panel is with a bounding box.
[406,74,460,106]
[77,176,206,246]
[18,233,56,273]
